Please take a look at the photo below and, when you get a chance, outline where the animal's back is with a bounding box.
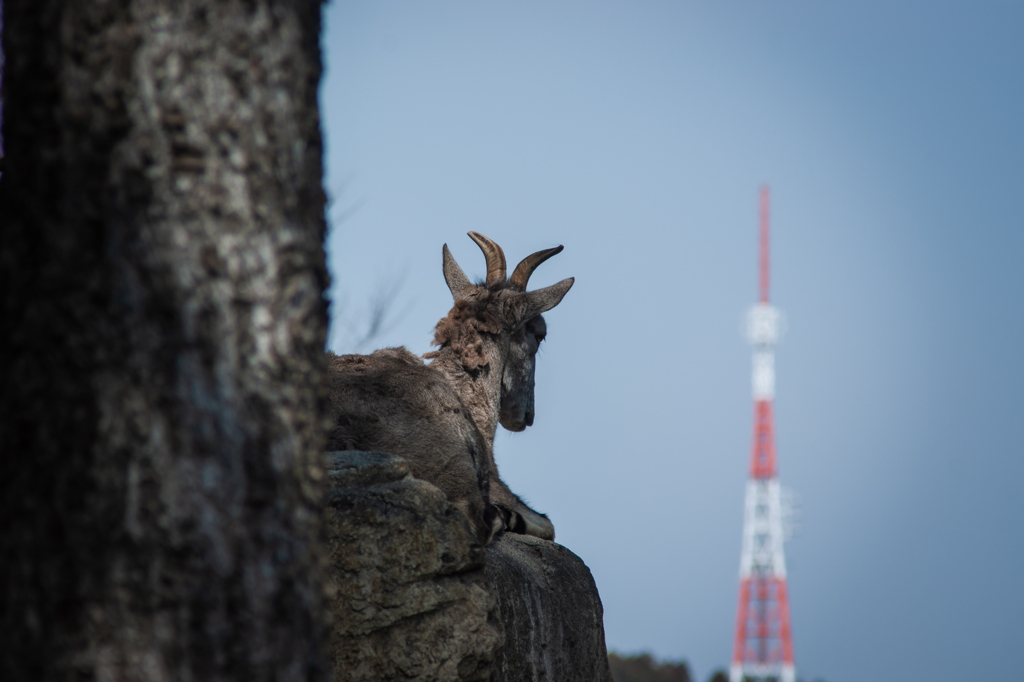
[325,348,491,536]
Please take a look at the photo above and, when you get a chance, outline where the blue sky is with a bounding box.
[319,3,1024,681]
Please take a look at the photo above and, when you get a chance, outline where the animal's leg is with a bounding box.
[489,477,555,541]
[451,496,496,546]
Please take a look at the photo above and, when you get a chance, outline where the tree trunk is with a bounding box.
[0,2,331,680]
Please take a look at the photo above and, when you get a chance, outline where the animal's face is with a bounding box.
[499,314,547,431]
[438,231,573,432]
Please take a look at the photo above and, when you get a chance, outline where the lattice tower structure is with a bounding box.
[729,186,796,682]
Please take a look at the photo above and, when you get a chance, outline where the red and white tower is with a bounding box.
[729,186,796,682]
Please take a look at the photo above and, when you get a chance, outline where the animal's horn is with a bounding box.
[467,232,507,286]
[442,244,473,300]
[509,245,564,291]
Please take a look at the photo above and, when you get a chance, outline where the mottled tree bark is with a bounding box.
[0,2,331,680]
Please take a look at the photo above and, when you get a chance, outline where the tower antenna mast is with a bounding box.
[760,187,770,304]
[730,185,796,682]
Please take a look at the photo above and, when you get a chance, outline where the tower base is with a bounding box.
[730,663,795,682]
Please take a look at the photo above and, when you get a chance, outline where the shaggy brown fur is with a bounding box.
[326,234,573,544]
[326,347,498,543]
[426,296,502,371]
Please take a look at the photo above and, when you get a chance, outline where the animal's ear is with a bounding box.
[522,277,574,319]
[443,244,474,301]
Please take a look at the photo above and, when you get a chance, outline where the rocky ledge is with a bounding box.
[324,451,612,682]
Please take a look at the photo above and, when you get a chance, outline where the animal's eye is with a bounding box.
[534,331,546,343]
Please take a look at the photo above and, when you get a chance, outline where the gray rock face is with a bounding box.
[324,451,612,682]
[485,535,613,682]
[325,451,500,681]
